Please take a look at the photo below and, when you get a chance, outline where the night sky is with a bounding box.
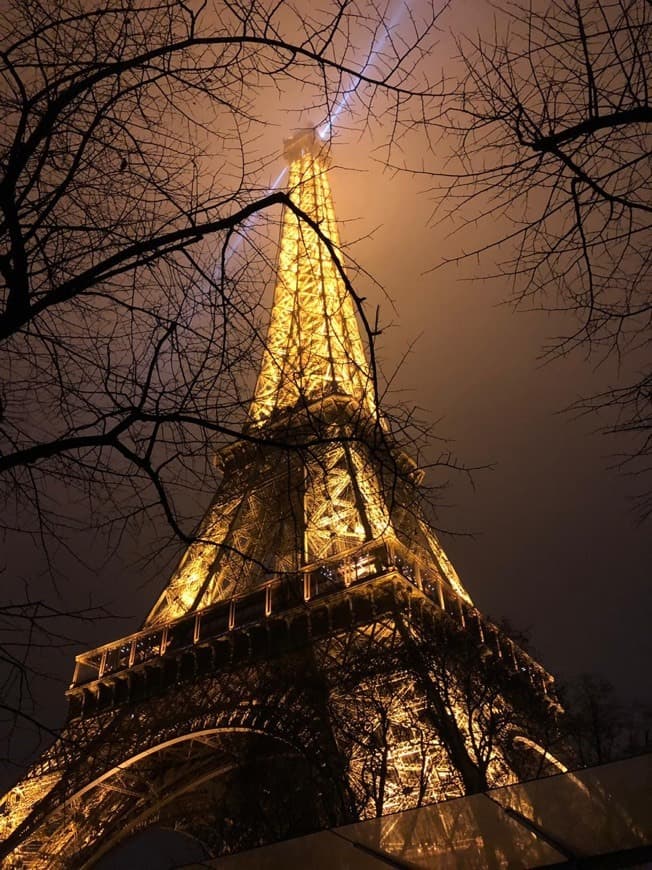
[2,0,650,800]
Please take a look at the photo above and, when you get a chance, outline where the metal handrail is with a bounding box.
[68,537,551,696]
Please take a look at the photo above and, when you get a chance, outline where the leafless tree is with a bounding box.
[0,595,110,783]
[560,673,652,766]
[421,0,651,516]
[325,603,566,826]
[0,0,450,757]
[398,609,569,789]
[0,0,448,553]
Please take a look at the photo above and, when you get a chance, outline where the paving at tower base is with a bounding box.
[1,131,648,868]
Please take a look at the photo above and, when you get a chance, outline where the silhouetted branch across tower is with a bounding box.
[0,0,454,757]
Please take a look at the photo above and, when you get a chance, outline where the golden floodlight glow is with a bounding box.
[250,132,376,424]
[142,129,474,626]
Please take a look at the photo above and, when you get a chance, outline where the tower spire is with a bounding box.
[250,128,375,425]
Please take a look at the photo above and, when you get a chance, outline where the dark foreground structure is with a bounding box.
[2,132,572,867]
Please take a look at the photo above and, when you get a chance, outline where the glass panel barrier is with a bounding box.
[214,830,383,869]
[132,630,162,666]
[491,753,652,858]
[199,603,230,641]
[208,756,652,869]
[165,615,196,653]
[342,791,562,869]
[103,642,132,676]
[234,590,267,627]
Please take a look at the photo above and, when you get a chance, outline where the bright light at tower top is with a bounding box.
[283,127,329,164]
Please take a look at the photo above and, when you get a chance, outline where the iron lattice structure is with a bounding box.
[0,130,562,867]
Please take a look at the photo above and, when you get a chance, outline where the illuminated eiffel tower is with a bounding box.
[0,130,562,867]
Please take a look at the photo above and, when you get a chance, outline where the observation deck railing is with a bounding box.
[68,538,552,698]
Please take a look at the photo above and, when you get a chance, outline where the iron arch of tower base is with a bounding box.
[68,727,348,868]
[2,651,356,868]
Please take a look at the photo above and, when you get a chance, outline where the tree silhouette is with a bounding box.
[561,673,652,767]
[0,0,448,756]
[423,0,651,517]
[1,0,448,552]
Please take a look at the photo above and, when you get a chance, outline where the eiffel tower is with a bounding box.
[0,129,562,867]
